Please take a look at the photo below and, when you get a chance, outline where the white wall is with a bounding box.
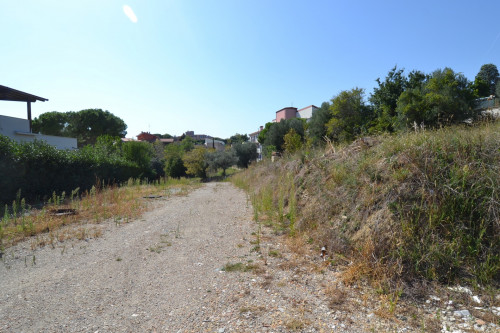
[296,105,318,120]
[0,115,77,150]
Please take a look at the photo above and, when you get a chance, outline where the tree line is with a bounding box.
[258,63,499,156]
[0,130,257,204]
[32,109,127,147]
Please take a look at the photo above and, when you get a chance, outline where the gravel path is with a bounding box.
[1,182,498,333]
[0,183,258,332]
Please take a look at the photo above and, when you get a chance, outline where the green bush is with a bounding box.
[0,135,143,205]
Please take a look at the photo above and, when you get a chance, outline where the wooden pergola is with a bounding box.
[0,84,48,133]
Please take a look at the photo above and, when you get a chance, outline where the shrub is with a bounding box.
[0,135,143,205]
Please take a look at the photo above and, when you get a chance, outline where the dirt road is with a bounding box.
[0,183,259,332]
[1,182,498,333]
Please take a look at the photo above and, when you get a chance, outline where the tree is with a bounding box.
[228,133,249,144]
[257,122,274,145]
[121,141,154,176]
[182,147,208,178]
[475,64,499,96]
[207,149,238,176]
[283,128,302,154]
[164,144,186,178]
[396,68,475,128]
[34,109,127,147]
[326,88,373,142]
[152,133,173,139]
[151,140,166,178]
[262,118,305,152]
[472,76,490,98]
[232,142,258,168]
[32,111,69,136]
[369,66,408,133]
[180,136,195,152]
[94,135,122,158]
[307,101,332,145]
[165,155,186,178]
[66,109,127,147]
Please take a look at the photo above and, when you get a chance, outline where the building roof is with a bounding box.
[276,107,298,113]
[159,138,174,143]
[0,85,48,102]
[297,105,319,112]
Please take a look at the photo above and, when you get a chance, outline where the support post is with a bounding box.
[27,101,32,133]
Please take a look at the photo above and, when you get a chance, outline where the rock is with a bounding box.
[453,309,470,318]
[472,295,481,304]
[475,319,486,326]
[218,328,225,333]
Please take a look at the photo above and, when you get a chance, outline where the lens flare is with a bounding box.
[123,5,138,23]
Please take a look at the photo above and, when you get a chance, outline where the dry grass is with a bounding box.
[260,274,273,288]
[0,178,199,250]
[232,121,500,290]
[283,236,308,255]
[325,284,347,309]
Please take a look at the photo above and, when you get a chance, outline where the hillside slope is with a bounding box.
[233,122,500,287]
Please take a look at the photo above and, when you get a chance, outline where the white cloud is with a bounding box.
[123,5,138,23]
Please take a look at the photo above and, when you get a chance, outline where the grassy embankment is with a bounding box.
[0,177,200,251]
[232,122,499,289]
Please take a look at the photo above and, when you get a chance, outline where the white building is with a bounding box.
[0,115,77,149]
[204,138,225,151]
[0,85,77,150]
[296,105,319,120]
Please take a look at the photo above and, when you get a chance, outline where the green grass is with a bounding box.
[221,262,256,272]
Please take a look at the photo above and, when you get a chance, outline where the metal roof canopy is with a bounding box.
[0,84,48,133]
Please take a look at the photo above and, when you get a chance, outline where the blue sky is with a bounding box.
[1,0,499,139]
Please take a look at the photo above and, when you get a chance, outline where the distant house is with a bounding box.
[296,105,318,120]
[136,132,174,144]
[136,131,158,142]
[274,105,318,122]
[159,138,174,144]
[0,85,77,150]
[248,104,318,159]
[184,130,212,141]
[474,95,500,119]
[249,126,263,161]
[275,107,298,122]
[204,138,225,151]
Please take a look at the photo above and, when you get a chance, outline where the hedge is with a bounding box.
[0,135,142,205]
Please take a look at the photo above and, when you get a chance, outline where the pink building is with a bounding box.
[275,107,298,122]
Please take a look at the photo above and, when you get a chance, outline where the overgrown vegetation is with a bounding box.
[0,134,168,205]
[259,64,499,157]
[232,121,499,288]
